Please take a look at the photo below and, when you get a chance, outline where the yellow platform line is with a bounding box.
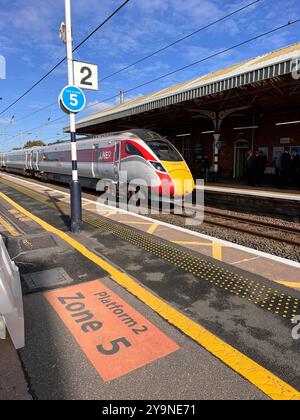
[120,221,152,225]
[147,223,159,235]
[0,190,299,401]
[0,215,20,237]
[277,281,300,290]
[173,241,212,246]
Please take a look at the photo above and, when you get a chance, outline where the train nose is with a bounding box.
[169,169,195,197]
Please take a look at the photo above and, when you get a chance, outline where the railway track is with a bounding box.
[202,210,300,247]
[162,200,300,247]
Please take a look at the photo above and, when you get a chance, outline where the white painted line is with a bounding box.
[232,257,261,265]
[200,185,300,201]
[2,173,300,269]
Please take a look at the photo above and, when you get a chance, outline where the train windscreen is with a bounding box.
[146,139,183,162]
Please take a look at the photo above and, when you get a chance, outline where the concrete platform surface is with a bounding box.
[0,176,299,400]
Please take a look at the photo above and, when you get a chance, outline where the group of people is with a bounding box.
[246,148,300,188]
[246,150,268,187]
[200,149,300,189]
[273,149,300,189]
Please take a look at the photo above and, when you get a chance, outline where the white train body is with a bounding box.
[0,129,194,197]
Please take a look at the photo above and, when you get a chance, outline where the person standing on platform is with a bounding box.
[255,151,268,187]
[273,153,282,187]
[246,150,255,186]
[291,151,300,188]
[280,149,292,189]
[202,155,211,183]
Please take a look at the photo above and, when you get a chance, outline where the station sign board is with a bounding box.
[73,60,99,91]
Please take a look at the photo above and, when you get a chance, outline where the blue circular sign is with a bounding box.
[59,85,86,114]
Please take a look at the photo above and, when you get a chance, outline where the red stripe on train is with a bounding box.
[151,172,175,197]
[121,140,157,161]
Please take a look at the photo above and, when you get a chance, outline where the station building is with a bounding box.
[75,43,300,181]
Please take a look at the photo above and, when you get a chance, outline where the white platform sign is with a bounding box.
[0,236,24,349]
[73,61,99,91]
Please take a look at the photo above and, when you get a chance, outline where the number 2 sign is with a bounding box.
[74,61,99,91]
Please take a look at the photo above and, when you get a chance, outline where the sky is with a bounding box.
[0,0,300,150]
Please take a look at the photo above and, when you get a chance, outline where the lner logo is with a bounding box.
[0,55,6,79]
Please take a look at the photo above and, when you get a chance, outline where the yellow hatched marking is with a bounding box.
[0,216,20,237]
[1,191,299,400]
[119,221,160,235]
[104,211,118,217]
[172,240,223,261]
[147,223,159,235]
[212,242,223,261]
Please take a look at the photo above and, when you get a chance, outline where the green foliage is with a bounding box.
[23,140,46,149]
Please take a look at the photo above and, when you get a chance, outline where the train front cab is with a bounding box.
[144,137,195,198]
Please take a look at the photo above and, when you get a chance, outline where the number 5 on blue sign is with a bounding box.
[59,85,86,114]
[70,94,79,107]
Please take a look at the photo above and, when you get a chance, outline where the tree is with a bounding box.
[23,140,46,149]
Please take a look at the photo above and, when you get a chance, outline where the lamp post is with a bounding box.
[63,0,82,234]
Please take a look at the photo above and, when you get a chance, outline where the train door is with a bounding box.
[29,151,33,170]
[92,143,100,178]
[25,151,29,170]
[113,142,121,183]
[33,150,40,171]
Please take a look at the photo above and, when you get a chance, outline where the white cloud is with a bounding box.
[87,99,118,113]
[0,118,12,126]
[1,0,300,143]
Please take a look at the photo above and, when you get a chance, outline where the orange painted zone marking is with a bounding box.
[44,280,179,382]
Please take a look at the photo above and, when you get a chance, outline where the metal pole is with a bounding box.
[213,132,221,182]
[65,0,82,233]
[120,90,125,104]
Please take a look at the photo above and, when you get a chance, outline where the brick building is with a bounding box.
[74,43,300,181]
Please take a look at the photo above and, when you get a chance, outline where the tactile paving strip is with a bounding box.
[1,177,299,321]
[84,214,299,321]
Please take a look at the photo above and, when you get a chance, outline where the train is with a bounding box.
[0,129,195,198]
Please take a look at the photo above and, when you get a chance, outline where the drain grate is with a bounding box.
[23,267,73,290]
[2,178,300,321]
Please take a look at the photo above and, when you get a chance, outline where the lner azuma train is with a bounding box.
[0,129,195,198]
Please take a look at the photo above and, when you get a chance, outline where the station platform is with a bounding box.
[197,183,300,218]
[0,173,300,400]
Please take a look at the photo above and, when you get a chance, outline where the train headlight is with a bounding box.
[150,161,166,173]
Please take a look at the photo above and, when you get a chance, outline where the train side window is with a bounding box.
[125,142,142,156]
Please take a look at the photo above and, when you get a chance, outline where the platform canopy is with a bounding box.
[72,43,300,135]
